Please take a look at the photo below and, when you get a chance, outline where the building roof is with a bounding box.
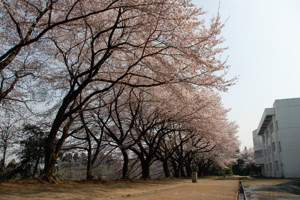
[257,108,274,135]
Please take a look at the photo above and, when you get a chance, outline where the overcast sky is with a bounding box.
[192,0,300,148]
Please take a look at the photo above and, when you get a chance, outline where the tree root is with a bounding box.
[38,173,60,184]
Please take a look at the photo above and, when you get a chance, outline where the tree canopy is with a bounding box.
[0,0,239,183]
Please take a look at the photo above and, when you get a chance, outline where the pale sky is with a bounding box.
[193,0,300,148]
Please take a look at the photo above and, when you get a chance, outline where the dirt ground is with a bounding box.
[126,178,238,200]
[0,177,239,200]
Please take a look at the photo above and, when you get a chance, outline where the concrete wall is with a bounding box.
[254,97,300,178]
[274,98,300,178]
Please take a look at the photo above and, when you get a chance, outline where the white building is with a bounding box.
[253,97,300,178]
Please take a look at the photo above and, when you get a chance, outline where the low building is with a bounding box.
[253,97,300,178]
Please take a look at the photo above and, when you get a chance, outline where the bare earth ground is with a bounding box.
[243,178,300,200]
[0,177,239,200]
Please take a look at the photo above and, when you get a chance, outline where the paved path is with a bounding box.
[125,179,239,200]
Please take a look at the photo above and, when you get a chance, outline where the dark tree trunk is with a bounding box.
[86,166,93,179]
[141,160,151,179]
[41,111,67,183]
[41,131,69,183]
[185,157,193,177]
[198,163,204,177]
[40,157,58,183]
[181,166,186,177]
[0,141,7,181]
[171,159,178,178]
[86,147,93,179]
[186,164,192,177]
[129,145,153,180]
[85,126,94,180]
[177,161,183,178]
[121,149,129,179]
[40,94,79,183]
[163,160,170,178]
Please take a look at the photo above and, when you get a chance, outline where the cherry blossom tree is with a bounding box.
[192,111,239,175]
[126,89,173,179]
[61,107,109,180]
[149,84,239,177]
[0,0,129,102]
[155,128,188,178]
[43,0,231,183]
[1,0,234,183]
[94,86,141,179]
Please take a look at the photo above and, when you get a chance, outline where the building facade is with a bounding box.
[253,97,300,178]
[252,129,264,175]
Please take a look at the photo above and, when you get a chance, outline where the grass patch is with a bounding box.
[254,189,293,196]
[242,178,291,187]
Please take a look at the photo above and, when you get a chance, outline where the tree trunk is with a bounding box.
[163,160,170,178]
[121,149,129,179]
[86,165,93,179]
[198,163,204,177]
[141,160,151,179]
[86,129,94,180]
[177,161,183,178]
[40,98,74,183]
[186,164,192,177]
[39,156,59,183]
[32,155,40,178]
[0,141,7,181]
[171,159,178,178]
[181,166,186,177]
[41,121,64,182]
[86,147,94,179]
[130,146,152,179]
[40,133,68,183]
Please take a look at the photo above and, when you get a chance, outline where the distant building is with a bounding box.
[253,97,300,178]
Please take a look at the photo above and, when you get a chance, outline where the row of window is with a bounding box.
[264,141,282,155]
[254,150,263,158]
[261,118,282,176]
[263,120,279,140]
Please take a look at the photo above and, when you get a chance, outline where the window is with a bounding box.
[255,150,263,158]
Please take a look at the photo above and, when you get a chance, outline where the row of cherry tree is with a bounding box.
[0,0,239,182]
[67,84,239,179]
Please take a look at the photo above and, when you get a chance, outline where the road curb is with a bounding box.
[238,179,247,200]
